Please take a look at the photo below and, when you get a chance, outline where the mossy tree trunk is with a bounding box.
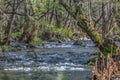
[76,15,118,54]
[60,1,120,80]
[59,2,119,54]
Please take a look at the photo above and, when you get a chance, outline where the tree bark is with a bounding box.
[4,0,16,45]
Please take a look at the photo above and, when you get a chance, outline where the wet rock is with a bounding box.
[10,42,27,49]
[10,42,19,47]
[58,40,63,43]
[82,40,95,47]
[113,35,120,42]
[87,58,97,66]
[91,52,99,55]
[0,55,7,61]
[73,40,86,47]
[27,44,36,48]
[29,45,42,49]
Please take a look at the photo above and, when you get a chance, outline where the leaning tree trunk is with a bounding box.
[59,2,119,54]
[60,2,120,80]
[77,15,118,54]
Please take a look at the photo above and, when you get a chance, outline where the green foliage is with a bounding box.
[63,28,73,38]
[31,0,47,13]
[52,26,73,39]
[2,45,13,52]
[106,47,116,54]
[58,28,71,39]
[87,58,97,66]
[33,38,43,46]
[2,45,21,52]
[11,32,20,37]
[39,22,73,41]
[103,47,116,58]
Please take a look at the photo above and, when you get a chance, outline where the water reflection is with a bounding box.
[0,70,92,80]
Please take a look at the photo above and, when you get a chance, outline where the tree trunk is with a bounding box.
[77,15,118,54]
[19,0,31,43]
[4,14,15,44]
[4,0,16,45]
[19,0,38,43]
[60,2,119,54]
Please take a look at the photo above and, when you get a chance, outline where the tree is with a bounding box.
[59,0,120,79]
[59,0,119,54]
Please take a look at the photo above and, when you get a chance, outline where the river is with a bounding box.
[0,40,116,80]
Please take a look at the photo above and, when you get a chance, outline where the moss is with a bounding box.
[64,28,73,38]
[79,14,104,45]
[87,58,97,66]
[79,14,87,21]
[1,45,21,52]
[33,38,43,46]
[11,32,20,37]
[93,31,104,44]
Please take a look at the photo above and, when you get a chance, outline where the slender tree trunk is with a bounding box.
[4,0,16,44]
[19,0,38,43]
[5,14,15,44]
[19,0,31,43]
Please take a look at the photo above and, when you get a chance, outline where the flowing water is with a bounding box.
[0,40,109,80]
